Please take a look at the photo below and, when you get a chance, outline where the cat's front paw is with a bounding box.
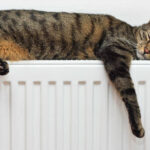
[132,127,145,138]
[0,59,9,75]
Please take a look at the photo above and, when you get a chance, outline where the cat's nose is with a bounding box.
[144,48,150,54]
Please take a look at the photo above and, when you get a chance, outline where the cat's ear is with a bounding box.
[144,20,150,25]
[141,21,150,30]
[146,20,150,25]
[145,20,150,26]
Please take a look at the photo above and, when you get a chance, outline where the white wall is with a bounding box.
[0,0,149,26]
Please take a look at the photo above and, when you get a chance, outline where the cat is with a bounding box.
[0,9,149,138]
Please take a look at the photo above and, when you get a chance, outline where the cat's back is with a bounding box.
[0,9,108,35]
[0,10,129,60]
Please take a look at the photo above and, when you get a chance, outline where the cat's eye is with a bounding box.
[139,30,144,40]
[144,32,149,41]
[140,30,150,41]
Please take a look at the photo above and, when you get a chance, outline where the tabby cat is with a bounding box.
[0,10,149,138]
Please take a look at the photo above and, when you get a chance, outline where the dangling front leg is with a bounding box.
[97,45,145,138]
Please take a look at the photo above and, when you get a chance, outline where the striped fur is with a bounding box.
[0,9,149,138]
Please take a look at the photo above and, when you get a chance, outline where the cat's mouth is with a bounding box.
[143,48,150,59]
[136,49,150,60]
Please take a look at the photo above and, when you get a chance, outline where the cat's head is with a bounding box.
[136,21,150,59]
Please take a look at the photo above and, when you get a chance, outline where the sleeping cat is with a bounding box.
[0,10,149,138]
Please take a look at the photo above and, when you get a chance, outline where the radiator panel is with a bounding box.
[0,60,149,150]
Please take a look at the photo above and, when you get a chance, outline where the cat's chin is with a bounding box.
[136,51,150,60]
[136,51,145,59]
[143,54,150,60]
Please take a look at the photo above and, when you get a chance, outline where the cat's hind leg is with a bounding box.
[97,45,145,138]
[0,39,35,61]
[0,38,36,75]
[0,58,9,75]
[0,39,35,75]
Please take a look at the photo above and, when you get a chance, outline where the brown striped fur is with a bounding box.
[0,39,35,60]
[0,9,149,138]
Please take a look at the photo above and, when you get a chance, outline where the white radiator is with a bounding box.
[0,60,149,150]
